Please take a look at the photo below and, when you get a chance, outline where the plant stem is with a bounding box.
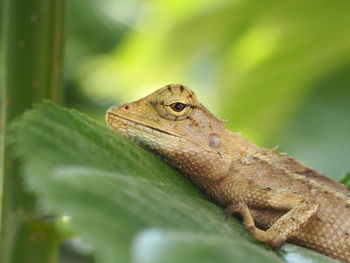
[0,0,65,262]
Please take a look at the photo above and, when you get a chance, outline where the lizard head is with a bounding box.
[106,84,227,156]
[106,84,233,182]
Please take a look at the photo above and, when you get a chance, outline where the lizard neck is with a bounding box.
[148,129,258,192]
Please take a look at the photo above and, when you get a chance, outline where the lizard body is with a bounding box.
[106,84,350,262]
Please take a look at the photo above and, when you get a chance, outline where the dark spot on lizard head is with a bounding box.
[191,119,200,127]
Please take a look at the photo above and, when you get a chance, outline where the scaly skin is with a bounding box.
[106,84,350,262]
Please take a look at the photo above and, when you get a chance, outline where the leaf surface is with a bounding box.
[12,102,338,263]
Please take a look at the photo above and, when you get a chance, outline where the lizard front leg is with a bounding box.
[221,179,319,247]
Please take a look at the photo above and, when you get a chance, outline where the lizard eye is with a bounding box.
[170,102,187,112]
[152,85,198,121]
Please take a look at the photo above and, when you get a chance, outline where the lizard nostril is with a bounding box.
[124,105,130,110]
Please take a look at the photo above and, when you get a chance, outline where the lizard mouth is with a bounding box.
[106,111,183,140]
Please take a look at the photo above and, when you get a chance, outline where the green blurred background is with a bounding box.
[65,0,350,180]
[2,0,350,262]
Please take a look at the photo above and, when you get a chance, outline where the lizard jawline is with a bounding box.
[107,112,181,139]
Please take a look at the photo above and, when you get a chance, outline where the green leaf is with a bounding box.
[340,173,350,188]
[11,102,337,263]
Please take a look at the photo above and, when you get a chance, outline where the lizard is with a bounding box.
[105,84,350,263]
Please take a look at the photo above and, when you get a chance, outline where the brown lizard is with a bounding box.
[105,84,350,262]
